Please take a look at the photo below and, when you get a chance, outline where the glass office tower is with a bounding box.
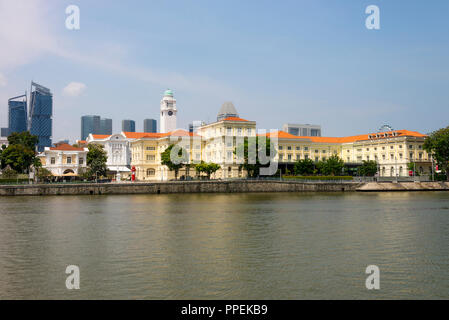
[8,94,28,134]
[100,118,112,135]
[122,119,136,132]
[29,82,53,152]
[143,119,157,133]
[81,115,101,140]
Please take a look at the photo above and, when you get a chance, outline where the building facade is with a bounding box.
[122,120,135,132]
[38,143,88,177]
[282,123,322,137]
[8,94,28,134]
[143,119,157,133]
[160,89,177,133]
[29,82,53,152]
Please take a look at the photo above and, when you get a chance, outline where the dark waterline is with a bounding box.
[1,192,449,299]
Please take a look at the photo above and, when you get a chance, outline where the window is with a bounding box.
[279,146,283,150]
[322,157,326,161]
[390,146,394,149]
[366,148,369,151]
[382,155,386,160]
[288,154,292,161]
[146,146,155,151]
[287,146,292,150]
[409,145,413,149]
[227,127,232,135]
[237,128,242,136]
[67,157,72,164]
[247,128,252,136]
[322,150,326,153]
[315,157,319,162]
[51,157,55,164]
[146,155,155,161]
[146,168,155,176]
[304,147,309,151]
[279,154,284,161]
[305,155,309,160]
[296,146,300,150]
[79,158,84,165]
[410,152,413,159]
[315,150,319,153]
[399,153,403,159]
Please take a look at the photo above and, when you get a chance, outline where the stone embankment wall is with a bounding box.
[357,181,449,192]
[0,180,363,196]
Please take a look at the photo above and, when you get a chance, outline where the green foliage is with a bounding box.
[293,158,315,175]
[36,167,53,181]
[86,144,108,180]
[0,132,39,173]
[283,175,353,181]
[161,144,189,180]
[195,161,221,179]
[424,126,449,180]
[0,144,36,173]
[317,155,344,176]
[1,167,18,179]
[359,160,378,176]
[234,137,277,177]
[7,131,39,150]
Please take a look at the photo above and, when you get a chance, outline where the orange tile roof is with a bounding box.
[261,130,426,144]
[222,117,249,122]
[50,143,85,151]
[123,132,163,139]
[160,129,198,137]
[77,140,87,144]
[91,134,111,139]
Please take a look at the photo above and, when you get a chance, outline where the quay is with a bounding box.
[0,180,448,196]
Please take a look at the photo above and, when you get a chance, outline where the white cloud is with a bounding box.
[0,73,6,86]
[62,82,87,97]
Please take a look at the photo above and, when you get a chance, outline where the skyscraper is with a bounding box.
[29,82,53,152]
[122,119,136,132]
[8,94,28,134]
[143,119,157,133]
[81,115,101,140]
[100,118,112,135]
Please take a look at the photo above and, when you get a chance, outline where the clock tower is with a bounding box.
[160,89,177,133]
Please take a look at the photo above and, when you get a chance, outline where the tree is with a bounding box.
[0,144,36,173]
[161,144,188,180]
[1,167,17,179]
[195,161,221,179]
[424,126,449,181]
[7,131,39,150]
[293,158,315,175]
[319,155,344,176]
[37,167,53,182]
[86,144,108,180]
[360,160,378,176]
[234,137,277,178]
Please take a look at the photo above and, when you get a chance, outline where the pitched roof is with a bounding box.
[91,134,111,139]
[261,130,426,144]
[222,117,250,122]
[122,132,163,139]
[49,143,85,151]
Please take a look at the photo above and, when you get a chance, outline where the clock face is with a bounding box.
[168,111,173,116]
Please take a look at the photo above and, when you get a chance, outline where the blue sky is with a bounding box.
[0,0,448,142]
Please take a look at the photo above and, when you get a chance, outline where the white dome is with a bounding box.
[217,102,239,121]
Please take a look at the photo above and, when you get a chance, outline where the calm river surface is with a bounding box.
[1,192,449,299]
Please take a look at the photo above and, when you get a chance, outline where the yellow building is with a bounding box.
[129,99,431,180]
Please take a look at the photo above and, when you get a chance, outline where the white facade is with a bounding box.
[86,133,131,175]
[38,144,88,176]
[160,89,177,133]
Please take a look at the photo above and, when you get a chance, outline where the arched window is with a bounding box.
[147,168,155,176]
[399,166,403,176]
[390,167,394,177]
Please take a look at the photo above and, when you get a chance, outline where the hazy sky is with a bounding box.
[0,0,448,142]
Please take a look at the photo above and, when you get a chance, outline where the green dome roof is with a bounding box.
[164,89,173,96]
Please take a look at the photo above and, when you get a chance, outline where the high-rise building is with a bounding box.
[29,82,53,152]
[8,94,28,134]
[100,118,112,135]
[189,120,205,133]
[282,123,322,137]
[1,128,10,137]
[160,89,177,133]
[143,119,157,133]
[122,119,136,132]
[81,115,101,140]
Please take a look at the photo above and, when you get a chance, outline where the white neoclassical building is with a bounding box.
[160,89,177,133]
[38,143,88,176]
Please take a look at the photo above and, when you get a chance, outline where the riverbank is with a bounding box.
[1,180,449,196]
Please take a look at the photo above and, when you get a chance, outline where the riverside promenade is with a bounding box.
[0,180,448,196]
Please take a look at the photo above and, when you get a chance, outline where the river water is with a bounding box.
[0,192,448,299]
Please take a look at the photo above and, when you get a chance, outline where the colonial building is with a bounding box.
[38,143,88,177]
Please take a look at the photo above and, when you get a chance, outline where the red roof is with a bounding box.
[261,130,427,144]
[91,134,111,139]
[222,117,249,122]
[50,143,85,151]
[123,132,162,139]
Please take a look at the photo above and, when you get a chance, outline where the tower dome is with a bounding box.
[217,101,239,121]
[164,89,174,97]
